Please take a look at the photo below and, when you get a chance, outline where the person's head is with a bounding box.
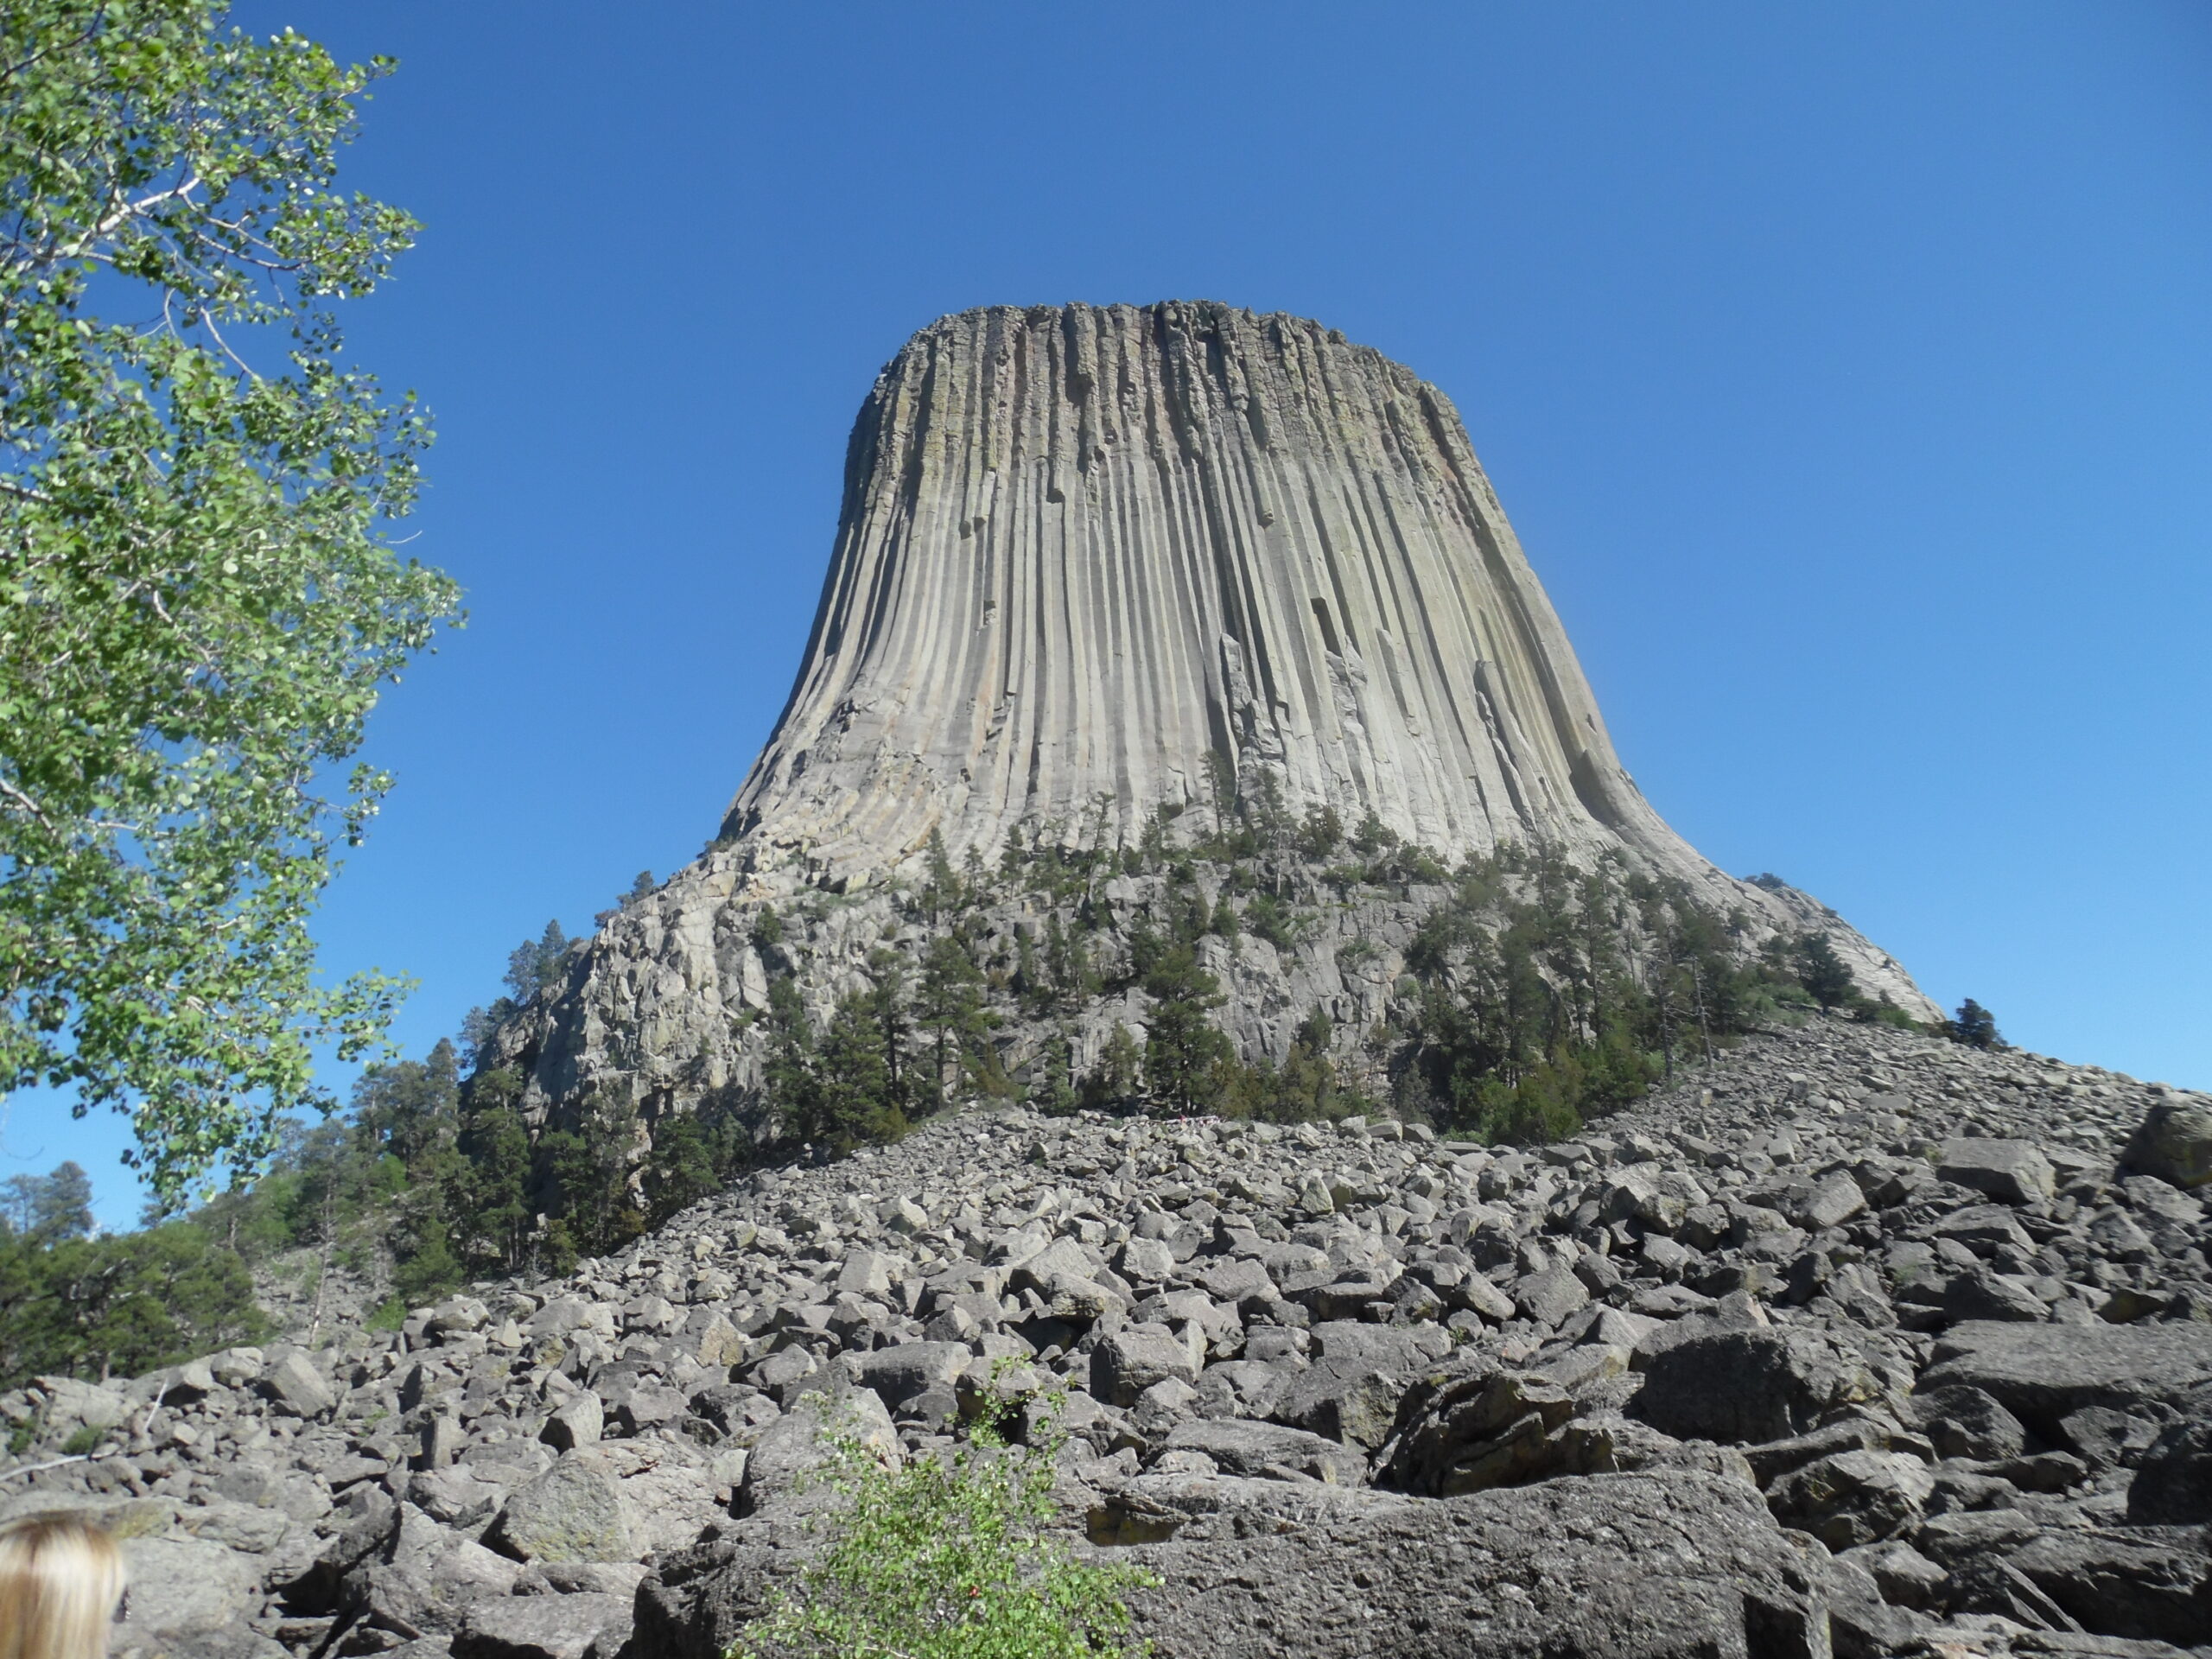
[0,1514,128,1659]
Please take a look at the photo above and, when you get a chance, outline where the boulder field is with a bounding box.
[7,1015,2209,1659]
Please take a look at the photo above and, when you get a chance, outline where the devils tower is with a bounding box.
[481,302,1932,1141]
[732,301,1676,876]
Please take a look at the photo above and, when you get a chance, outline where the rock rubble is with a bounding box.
[7,1015,2209,1658]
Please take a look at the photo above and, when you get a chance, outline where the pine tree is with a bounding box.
[1794,931,1855,1010]
[1948,998,2002,1050]
[1141,944,1232,1113]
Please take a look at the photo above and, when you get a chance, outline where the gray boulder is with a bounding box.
[1117,1470,1829,1659]
[1764,1448,1935,1549]
[2127,1408,2212,1524]
[1156,1419,1367,1485]
[849,1340,970,1408]
[1912,1382,2027,1462]
[118,1536,263,1637]
[1937,1137,2057,1205]
[1916,1319,2212,1445]
[1091,1326,1201,1408]
[2121,1098,2212,1189]
[2005,1528,2212,1647]
[484,1453,633,1563]
[451,1592,632,1659]
[1632,1326,1881,1443]
[735,1387,899,1516]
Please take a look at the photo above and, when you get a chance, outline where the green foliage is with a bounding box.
[1946,997,2002,1050]
[60,1423,104,1455]
[0,0,462,1198]
[1794,932,1855,1011]
[733,1393,1153,1659]
[0,1160,93,1240]
[1391,849,1780,1145]
[364,1294,405,1332]
[505,921,571,1001]
[1079,1025,1141,1112]
[1140,944,1231,1114]
[0,1211,266,1389]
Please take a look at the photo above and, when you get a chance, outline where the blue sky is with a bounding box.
[19,3,2210,1229]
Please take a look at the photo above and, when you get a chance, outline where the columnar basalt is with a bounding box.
[728,302,1720,887]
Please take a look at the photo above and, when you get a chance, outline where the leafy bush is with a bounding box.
[733,1395,1153,1659]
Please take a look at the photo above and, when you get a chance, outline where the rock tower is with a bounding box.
[484,302,1935,1135]
[731,301,1709,887]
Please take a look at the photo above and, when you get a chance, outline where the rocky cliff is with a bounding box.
[482,303,1934,1142]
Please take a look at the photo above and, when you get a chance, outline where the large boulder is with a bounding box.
[635,1470,1829,1659]
[1117,1470,1829,1659]
[2127,1408,2212,1524]
[1936,1138,2056,1205]
[2121,1098,2212,1189]
[735,1387,899,1516]
[1155,1419,1368,1485]
[118,1536,264,1638]
[2004,1528,2212,1647]
[1916,1319,2212,1446]
[484,1452,634,1563]
[1632,1326,1881,1444]
[451,1591,633,1659]
[1091,1326,1202,1408]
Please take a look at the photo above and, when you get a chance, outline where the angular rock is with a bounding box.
[1917,1319,2212,1444]
[118,1536,263,1637]
[1633,1325,1881,1444]
[1158,1419,1368,1485]
[1937,1136,2059,1205]
[2120,1098,2212,1190]
[1765,1448,1936,1549]
[1118,1470,1830,1659]
[541,1390,603,1452]
[735,1388,899,1516]
[1092,1327,1201,1408]
[485,1454,634,1564]
[849,1341,969,1409]
[451,1592,632,1659]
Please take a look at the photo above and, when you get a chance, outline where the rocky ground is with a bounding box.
[6,1014,2209,1659]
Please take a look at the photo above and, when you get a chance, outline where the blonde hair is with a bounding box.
[0,1514,127,1659]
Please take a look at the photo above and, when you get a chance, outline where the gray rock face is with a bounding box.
[484,1454,632,1564]
[451,1592,632,1659]
[1916,1319,2212,1444]
[728,302,1737,884]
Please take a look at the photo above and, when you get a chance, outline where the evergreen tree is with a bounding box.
[1141,944,1232,1113]
[1082,1024,1143,1110]
[762,976,820,1141]
[916,931,994,1101]
[505,920,570,1001]
[814,991,900,1152]
[1794,931,1855,1010]
[451,1065,536,1274]
[1948,998,2002,1050]
[0,1162,92,1242]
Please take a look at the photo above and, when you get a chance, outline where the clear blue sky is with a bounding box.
[19,2,2210,1229]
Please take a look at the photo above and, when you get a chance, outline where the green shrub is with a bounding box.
[365,1295,408,1332]
[61,1424,105,1456]
[733,1395,1154,1659]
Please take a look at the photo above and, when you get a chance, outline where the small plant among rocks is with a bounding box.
[731,1390,1154,1659]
